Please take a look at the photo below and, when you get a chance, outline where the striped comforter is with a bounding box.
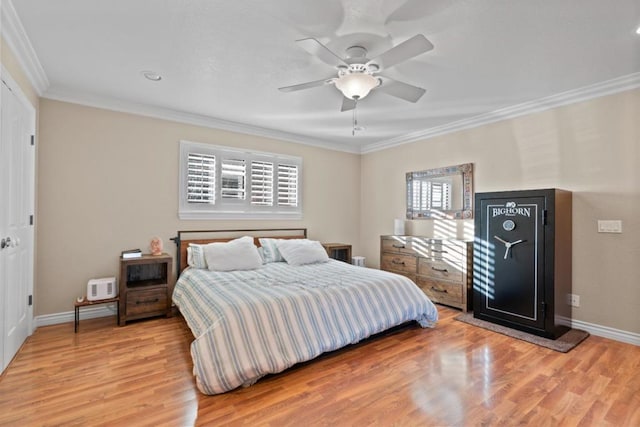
[172,260,438,395]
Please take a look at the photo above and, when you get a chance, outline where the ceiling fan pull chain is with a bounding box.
[352,100,358,136]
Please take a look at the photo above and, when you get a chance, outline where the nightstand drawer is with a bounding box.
[416,277,463,306]
[418,258,463,283]
[381,253,416,275]
[126,288,167,316]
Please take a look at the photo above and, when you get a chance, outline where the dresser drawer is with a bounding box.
[418,258,464,283]
[381,237,414,255]
[380,253,417,275]
[416,277,463,307]
[414,239,464,261]
[126,288,167,316]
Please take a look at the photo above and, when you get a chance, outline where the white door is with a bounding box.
[0,76,35,373]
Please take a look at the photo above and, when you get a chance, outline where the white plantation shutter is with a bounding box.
[277,163,298,207]
[409,180,452,214]
[431,182,444,208]
[221,158,246,200]
[187,153,216,204]
[179,141,302,219]
[251,161,274,206]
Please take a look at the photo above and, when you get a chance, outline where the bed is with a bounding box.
[171,229,439,395]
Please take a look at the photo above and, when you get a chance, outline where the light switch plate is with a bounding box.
[597,220,622,233]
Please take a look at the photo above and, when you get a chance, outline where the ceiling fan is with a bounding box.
[278,34,434,112]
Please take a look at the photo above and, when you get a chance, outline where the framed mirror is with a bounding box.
[406,163,473,219]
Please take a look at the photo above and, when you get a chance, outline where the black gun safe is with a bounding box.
[473,189,572,339]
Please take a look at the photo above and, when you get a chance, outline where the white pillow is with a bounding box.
[276,239,329,266]
[187,244,208,269]
[204,236,263,271]
[258,238,286,263]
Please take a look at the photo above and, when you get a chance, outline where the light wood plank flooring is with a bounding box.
[0,306,638,426]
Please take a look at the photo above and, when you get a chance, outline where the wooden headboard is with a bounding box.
[171,228,307,275]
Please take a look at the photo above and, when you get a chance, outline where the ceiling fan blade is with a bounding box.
[340,97,356,112]
[367,34,434,71]
[296,38,348,68]
[377,76,426,102]
[278,78,334,92]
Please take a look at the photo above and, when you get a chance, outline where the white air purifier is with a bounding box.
[86,277,117,301]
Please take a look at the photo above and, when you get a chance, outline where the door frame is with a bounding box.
[1,64,36,336]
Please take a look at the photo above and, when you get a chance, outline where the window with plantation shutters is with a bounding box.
[277,163,298,207]
[221,158,246,200]
[179,140,302,219]
[187,153,216,204]
[251,161,274,206]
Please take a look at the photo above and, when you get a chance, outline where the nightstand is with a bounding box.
[118,254,174,326]
[322,243,352,263]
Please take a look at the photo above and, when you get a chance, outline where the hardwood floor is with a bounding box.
[0,306,638,426]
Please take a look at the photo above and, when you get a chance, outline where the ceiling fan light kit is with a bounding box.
[279,34,434,115]
[334,72,380,100]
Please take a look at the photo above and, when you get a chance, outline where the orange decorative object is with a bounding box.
[150,237,163,256]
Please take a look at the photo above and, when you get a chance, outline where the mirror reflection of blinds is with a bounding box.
[435,182,451,209]
[221,158,246,200]
[412,180,452,211]
[251,161,274,206]
[187,153,216,204]
[278,164,298,207]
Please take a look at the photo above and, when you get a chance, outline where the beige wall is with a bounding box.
[33,83,640,335]
[361,89,640,334]
[36,99,361,316]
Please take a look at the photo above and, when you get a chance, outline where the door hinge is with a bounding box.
[542,209,548,225]
[28,295,33,306]
[541,301,547,317]
[29,215,34,225]
[1,79,12,92]
[31,135,35,146]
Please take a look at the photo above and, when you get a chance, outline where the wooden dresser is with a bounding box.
[380,235,473,311]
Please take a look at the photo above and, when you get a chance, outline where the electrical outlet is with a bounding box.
[598,220,622,233]
[567,293,580,307]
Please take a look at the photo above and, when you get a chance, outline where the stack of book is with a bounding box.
[121,249,142,259]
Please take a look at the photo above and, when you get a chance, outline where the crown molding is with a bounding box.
[4,0,637,157]
[361,72,640,154]
[43,88,361,154]
[1,0,49,95]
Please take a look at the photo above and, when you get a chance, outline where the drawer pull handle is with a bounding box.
[136,298,160,305]
[431,267,448,273]
[392,244,406,249]
[430,287,448,293]
[432,249,448,253]
[392,260,406,265]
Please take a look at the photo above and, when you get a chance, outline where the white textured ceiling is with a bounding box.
[10,0,640,152]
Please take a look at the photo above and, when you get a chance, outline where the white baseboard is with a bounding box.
[34,305,639,346]
[571,319,640,347]
[35,303,117,328]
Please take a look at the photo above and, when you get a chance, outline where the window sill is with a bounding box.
[178,210,303,220]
